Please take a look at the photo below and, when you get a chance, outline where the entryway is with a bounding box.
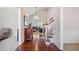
[16,7,63,51]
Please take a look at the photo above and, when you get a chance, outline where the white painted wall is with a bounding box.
[63,7,79,43]
[0,8,18,51]
[0,8,3,28]
[0,8,18,36]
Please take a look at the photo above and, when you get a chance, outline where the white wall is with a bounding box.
[0,8,18,36]
[47,7,60,49]
[0,8,18,51]
[0,8,3,28]
[63,7,79,43]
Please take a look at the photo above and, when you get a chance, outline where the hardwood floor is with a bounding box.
[16,35,60,51]
[64,43,79,51]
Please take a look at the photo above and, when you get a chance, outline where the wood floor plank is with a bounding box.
[64,43,79,51]
[16,37,60,51]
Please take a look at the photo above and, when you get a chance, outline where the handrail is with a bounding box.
[44,17,54,25]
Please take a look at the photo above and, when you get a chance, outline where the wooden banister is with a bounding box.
[44,17,54,25]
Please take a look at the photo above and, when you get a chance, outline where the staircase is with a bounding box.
[43,17,54,45]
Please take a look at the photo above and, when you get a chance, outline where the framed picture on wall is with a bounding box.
[24,15,28,26]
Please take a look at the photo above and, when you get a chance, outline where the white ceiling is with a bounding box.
[22,7,48,16]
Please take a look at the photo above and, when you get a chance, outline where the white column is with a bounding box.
[60,7,63,50]
[18,8,21,45]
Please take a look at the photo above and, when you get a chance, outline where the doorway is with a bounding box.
[16,7,62,51]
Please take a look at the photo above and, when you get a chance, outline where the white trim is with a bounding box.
[60,7,63,50]
[18,8,22,45]
[64,40,79,43]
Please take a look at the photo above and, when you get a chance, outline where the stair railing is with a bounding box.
[43,17,54,42]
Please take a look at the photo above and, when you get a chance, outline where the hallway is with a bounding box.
[17,7,61,51]
[16,35,60,51]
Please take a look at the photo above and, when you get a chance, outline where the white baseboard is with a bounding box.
[64,39,79,43]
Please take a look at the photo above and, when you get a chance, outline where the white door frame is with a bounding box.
[18,7,22,45]
[60,7,63,50]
